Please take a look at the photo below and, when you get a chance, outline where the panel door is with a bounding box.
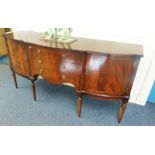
[7,39,29,75]
[85,53,135,96]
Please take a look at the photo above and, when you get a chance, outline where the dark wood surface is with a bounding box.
[3,31,143,123]
[4,31,143,56]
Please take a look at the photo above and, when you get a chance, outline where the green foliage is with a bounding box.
[44,28,73,41]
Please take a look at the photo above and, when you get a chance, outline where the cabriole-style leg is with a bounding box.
[31,79,36,101]
[78,94,83,117]
[118,99,128,123]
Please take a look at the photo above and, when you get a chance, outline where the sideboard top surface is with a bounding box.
[4,31,143,56]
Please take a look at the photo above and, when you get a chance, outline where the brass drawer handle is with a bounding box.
[62,75,66,79]
[85,67,89,75]
[62,54,66,58]
[25,56,27,60]
[37,49,41,54]
[39,69,43,74]
[29,46,32,49]
[38,60,42,64]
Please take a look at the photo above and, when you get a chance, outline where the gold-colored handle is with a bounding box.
[37,49,41,54]
[85,67,89,75]
[38,60,42,64]
[25,56,27,60]
[62,54,66,58]
[39,69,43,74]
[62,75,66,79]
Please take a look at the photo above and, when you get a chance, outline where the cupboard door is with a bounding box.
[7,39,29,75]
[85,53,135,96]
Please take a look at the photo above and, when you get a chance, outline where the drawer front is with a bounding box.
[53,50,83,65]
[85,53,135,96]
[28,45,83,88]
[40,61,82,88]
[28,45,55,77]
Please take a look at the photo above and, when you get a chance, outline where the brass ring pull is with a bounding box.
[37,49,41,54]
[62,75,66,79]
[25,56,27,60]
[38,60,42,64]
[85,67,89,75]
[62,54,66,58]
[39,69,43,74]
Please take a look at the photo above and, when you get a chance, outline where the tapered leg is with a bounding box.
[31,80,36,101]
[78,94,82,117]
[12,70,18,88]
[118,99,128,123]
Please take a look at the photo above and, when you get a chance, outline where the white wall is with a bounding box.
[13,28,155,106]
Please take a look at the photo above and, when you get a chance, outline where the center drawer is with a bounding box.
[53,50,83,64]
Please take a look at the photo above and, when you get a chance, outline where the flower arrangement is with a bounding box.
[43,28,74,43]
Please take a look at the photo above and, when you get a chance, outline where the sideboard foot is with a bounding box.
[31,79,37,101]
[118,99,128,123]
[11,69,18,89]
[78,94,82,117]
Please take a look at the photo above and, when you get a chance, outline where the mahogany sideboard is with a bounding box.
[3,31,143,123]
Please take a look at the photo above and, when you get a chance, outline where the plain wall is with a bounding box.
[0,28,7,55]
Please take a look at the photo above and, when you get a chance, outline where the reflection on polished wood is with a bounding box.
[3,31,143,123]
